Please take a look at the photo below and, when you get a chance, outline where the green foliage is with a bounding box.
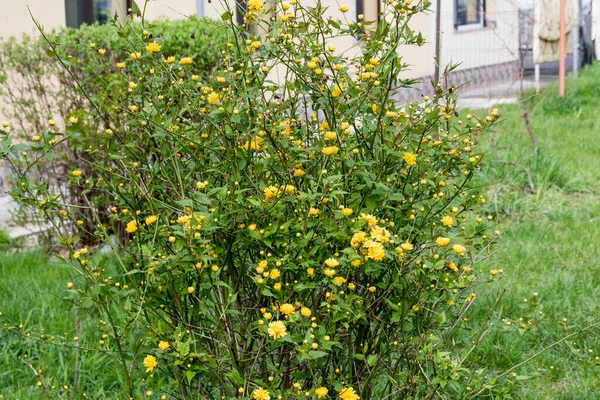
[0,1,514,399]
[0,16,229,243]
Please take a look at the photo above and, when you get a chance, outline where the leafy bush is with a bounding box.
[1,0,510,398]
[0,16,229,243]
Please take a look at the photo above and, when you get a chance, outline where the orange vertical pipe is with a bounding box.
[559,0,566,97]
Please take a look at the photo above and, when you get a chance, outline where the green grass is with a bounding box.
[0,251,122,399]
[468,63,600,399]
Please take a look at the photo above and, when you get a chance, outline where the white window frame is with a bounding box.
[455,0,485,31]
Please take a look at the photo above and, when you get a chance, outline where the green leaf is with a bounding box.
[225,370,245,385]
[185,370,197,383]
[177,341,190,357]
[141,245,152,257]
[221,11,232,20]
[437,312,446,324]
[80,297,94,309]
[367,354,378,367]
[308,350,328,359]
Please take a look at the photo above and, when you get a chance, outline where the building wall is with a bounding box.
[137,0,197,20]
[435,0,520,74]
[0,0,66,38]
[0,0,520,92]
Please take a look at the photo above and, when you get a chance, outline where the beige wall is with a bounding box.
[0,0,66,38]
[436,0,520,73]
[136,0,197,20]
[0,0,520,80]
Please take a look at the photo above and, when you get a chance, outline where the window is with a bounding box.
[455,0,485,30]
[65,0,128,28]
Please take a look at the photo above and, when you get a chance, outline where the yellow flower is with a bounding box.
[300,307,312,317]
[441,216,454,227]
[196,181,208,189]
[324,131,337,141]
[284,185,297,195]
[188,286,195,294]
[279,303,295,316]
[309,207,320,216]
[331,84,342,98]
[325,258,339,268]
[341,207,353,216]
[453,244,466,255]
[269,269,281,279]
[165,56,175,64]
[130,52,141,60]
[179,57,193,65]
[252,388,270,400]
[116,62,126,69]
[316,387,328,398]
[146,42,161,53]
[400,242,413,251]
[264,185,281,202]
[403,152,417,166]
[71,170,82,177]
[338,5,349,12]
[97,48,106,55]
[69,116,78,124]
[364,240,385,261]
[145,215,158,225]
[324,268,336,277]
[339,387,360,400]
[333,276,347,286]
[248,0,264,12]
[322,146,339,156]
[293,169,305,177]
[126,220,137,233]
[267,320,287,339]
[436,237,450,246]
[48,119,56,126]
[350,259,361,267]
[370,226,390,243]
[143,355,158,372]
[207,92,219,104]
[351,231,367,247]
[359,213,378,226]
[158,341,170,351]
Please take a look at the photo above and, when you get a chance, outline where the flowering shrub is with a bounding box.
[0,0,508,398]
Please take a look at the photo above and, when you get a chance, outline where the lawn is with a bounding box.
[0,251,123,398]
[469,63,600,399]
[1,64,600,399]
